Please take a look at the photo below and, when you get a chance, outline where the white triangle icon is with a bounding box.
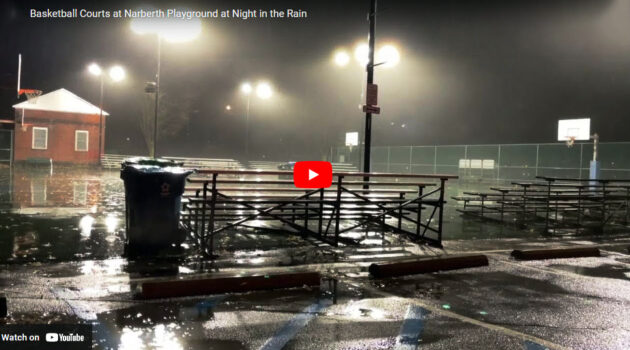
[308,169,319,181]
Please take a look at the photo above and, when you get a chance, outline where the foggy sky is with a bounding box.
[1,0,629,160]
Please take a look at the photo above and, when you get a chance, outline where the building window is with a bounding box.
[32,127,48,150]
[75,130,89,152]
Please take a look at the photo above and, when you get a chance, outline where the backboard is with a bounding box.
[345,132,359,147]
[557,118,590,141]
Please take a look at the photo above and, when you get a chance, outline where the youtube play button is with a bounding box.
[293,161,333,188]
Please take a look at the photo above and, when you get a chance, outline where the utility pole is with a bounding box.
[97,76,104,164]
[152,36,161,158]
[363,0,377,185]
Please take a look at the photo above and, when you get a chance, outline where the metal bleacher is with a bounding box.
[182,169,457,257]
[452,176,630,234]
[101,154,243,170]
[248,161,358,172]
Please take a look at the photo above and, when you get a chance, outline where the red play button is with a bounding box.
[293,161,333,188]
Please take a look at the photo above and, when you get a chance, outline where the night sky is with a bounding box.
[1,0,629,160]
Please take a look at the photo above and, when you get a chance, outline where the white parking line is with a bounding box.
[394,305,428,350]
[259,298,332,350]
[348,281,573,350]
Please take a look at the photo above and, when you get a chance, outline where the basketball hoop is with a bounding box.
[18,89,42,103]
[566,136,576,148]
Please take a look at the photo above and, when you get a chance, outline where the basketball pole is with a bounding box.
[362,0,377,188]
[17,54,22,98]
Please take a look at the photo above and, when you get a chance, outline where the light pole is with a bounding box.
[131,16,201,158]
[87,63,125,163]
[363,0,377,181]
[241,82,252,158]
[332,28,400,178]
[240,81,272,160]
[153,36,161,159]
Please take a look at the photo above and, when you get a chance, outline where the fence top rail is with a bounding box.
[193,169,458,179]
[535,176,630,184]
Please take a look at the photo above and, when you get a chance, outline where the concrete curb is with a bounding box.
[369,255,489,278]
[511,247,600,261]
[140,272,321,299]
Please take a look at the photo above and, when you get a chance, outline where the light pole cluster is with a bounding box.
[130,16,202,158]
[240,81,273,159]
[332,42,400,68]
[87,63,126,163]
[330,1,400,177]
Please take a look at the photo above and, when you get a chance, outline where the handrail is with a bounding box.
[193,168,458,179]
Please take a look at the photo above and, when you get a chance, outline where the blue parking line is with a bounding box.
[394,305,428,350]
[259,299,332,350]
[524,340,549,350]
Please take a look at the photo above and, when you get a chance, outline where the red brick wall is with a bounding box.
[13,109,106,165]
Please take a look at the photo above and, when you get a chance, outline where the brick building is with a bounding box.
[12,88,108,165]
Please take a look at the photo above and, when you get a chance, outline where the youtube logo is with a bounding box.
[293,161,333,188]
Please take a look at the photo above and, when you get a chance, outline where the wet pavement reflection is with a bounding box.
[2,166,630,349]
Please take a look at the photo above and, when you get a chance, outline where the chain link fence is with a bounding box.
[332,142,630,180]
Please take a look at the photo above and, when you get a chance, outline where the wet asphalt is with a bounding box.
[1,167,630,349]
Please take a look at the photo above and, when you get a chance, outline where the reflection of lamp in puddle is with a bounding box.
[79,215,95,237]
[105,215,119,233]
[119,327,145,350]
[151,324,183,350]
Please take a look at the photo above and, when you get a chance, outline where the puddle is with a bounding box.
[549,263,630,280]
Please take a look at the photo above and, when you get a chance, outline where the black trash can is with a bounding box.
[120,157,193,253]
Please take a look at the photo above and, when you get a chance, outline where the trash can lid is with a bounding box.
[122,157,184,167]
[122,164,193,175]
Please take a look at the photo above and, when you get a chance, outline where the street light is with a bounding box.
[333,35,401,180]
[241,81,274,159]
[333,50,350,67]
[354,43,370,67]
[376,44,400,68]
[87,63,126,164]
[256,82,273,100]
[131,16,201,158]
[109,66,126,82]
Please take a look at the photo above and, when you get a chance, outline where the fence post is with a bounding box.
[578,143,591,179]
[207,173,218,257]
[497,145,501,180]
[433,146,437,174]
[334,175,344,246]
[409,146,413,174]
[535,144,540,177]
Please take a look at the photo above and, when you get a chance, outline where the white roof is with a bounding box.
[12,88,109,116]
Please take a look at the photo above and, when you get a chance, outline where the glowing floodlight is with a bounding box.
[333,50,350,67]
[376,44,400,68]
[108,66,126,82]
[88,63,102,76]
[241,82,253,95]
[354,43,370,67]
[256,82,273,100]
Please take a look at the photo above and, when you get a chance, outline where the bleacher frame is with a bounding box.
[181,170,457,257]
